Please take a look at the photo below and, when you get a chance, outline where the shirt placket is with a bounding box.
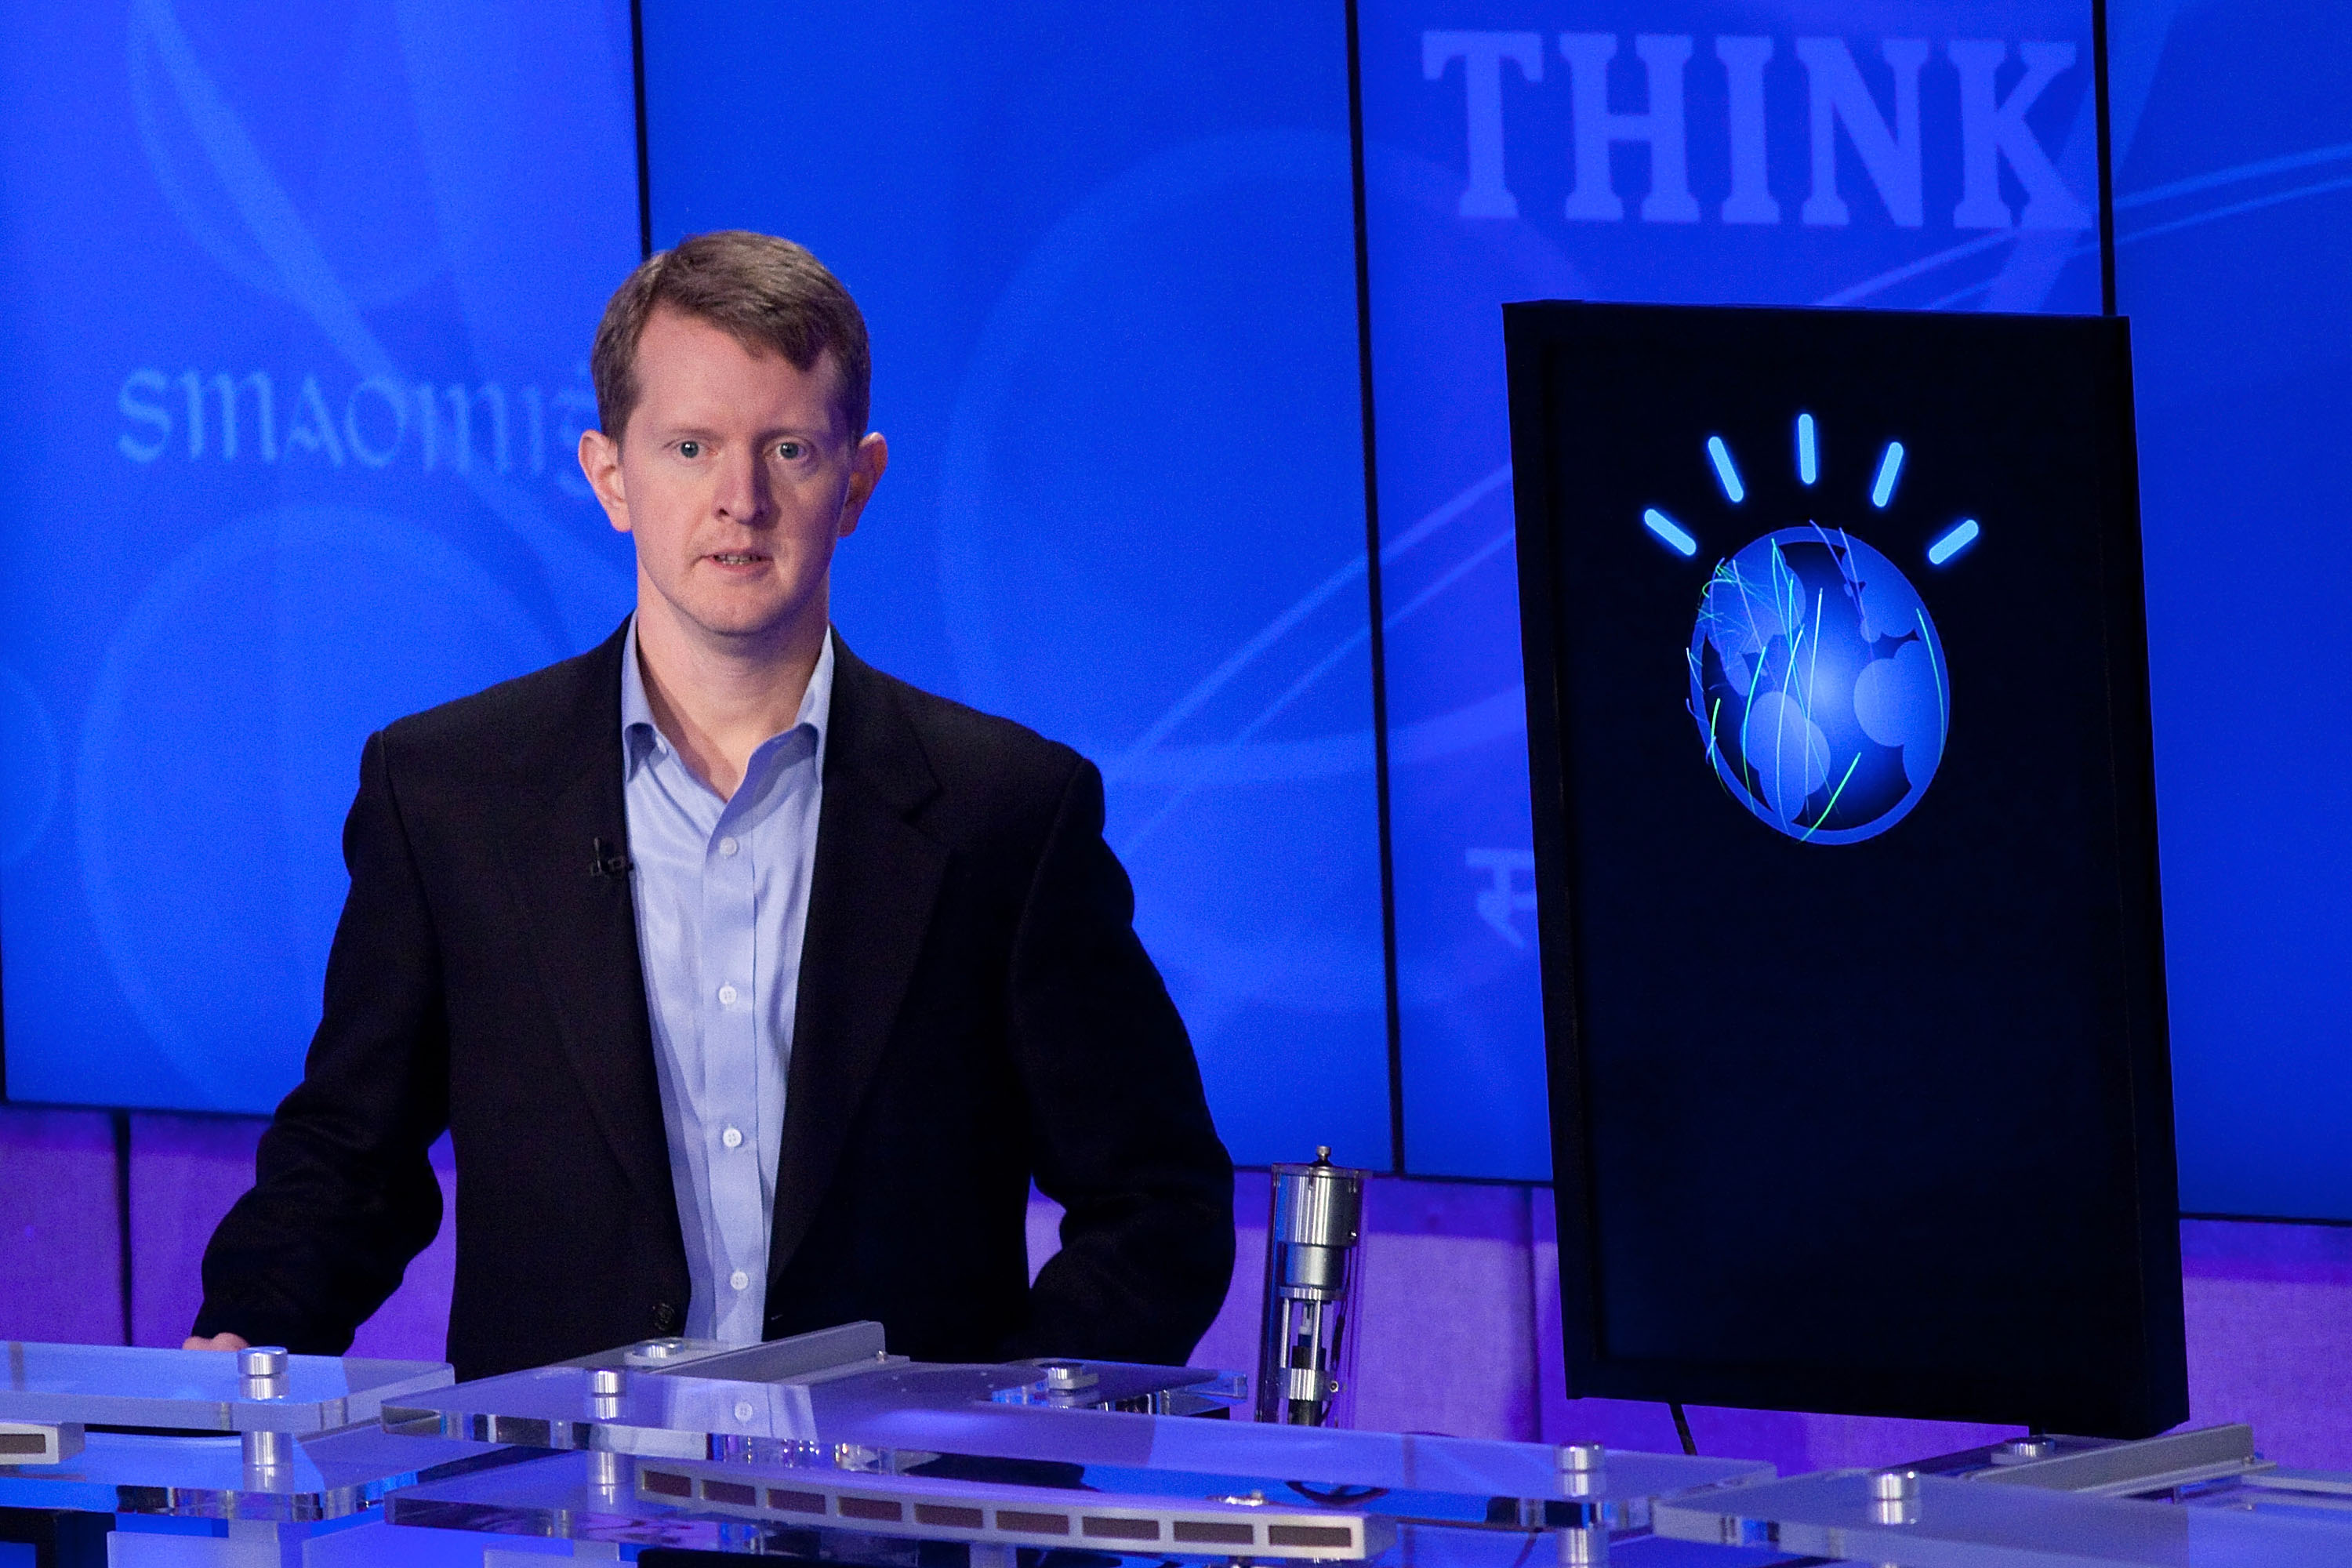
[701,758,768,1342]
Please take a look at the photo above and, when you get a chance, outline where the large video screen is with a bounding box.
[1358,0,2103,1177]
[2113,2,2352,1220]
[1511,300,2183,1434]
[0,1,640,1109]
[9,0,2346,1230]
[640,0,1393,1168]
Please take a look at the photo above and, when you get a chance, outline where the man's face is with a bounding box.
[580,307,886,652]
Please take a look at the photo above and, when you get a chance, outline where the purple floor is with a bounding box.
[4,1107,2343,1475]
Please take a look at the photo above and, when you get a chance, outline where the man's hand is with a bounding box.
[181,1333,250,1352]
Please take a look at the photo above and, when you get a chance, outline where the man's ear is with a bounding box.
[837,430,890,539]
[580,428,632,533]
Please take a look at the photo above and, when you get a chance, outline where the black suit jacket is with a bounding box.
[195,625,1235,1379]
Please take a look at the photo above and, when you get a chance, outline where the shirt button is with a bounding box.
[722,1126,743,1149]
[730,1270,750,1291]
[718,984,738,1005]
[718,836,739,857]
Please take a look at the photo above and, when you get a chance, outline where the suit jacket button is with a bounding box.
[652,1302,678,1333]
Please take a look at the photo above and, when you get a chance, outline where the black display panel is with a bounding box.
[1506,302,2186,1436]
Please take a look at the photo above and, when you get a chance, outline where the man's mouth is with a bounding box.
[710,552,768,566]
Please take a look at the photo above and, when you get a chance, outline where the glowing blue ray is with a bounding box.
[1928,517,1980,565]
[1797,413,1818,485]
[1707,436,1746,503]
[1918,608,1947,738]
[1643,507,1697,557]
[1870,441,1906,508]
[1802,755,1863,842]
[1806,590,1824,729]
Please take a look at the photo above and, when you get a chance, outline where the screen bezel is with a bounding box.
[1505,299,2186,1436]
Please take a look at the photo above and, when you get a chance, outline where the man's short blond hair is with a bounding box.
[590,230,870,442]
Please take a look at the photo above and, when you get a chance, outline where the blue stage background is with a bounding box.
[2111,0,2352,1219]
[0,0,2346,1219]
[639,0,1394,1170]
[0,0,641,1109]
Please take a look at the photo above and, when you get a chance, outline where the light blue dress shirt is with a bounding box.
[620,618,833,1345]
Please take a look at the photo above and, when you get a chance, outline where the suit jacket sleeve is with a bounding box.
[192,729,450,1352]
[1003,756,1236,1364]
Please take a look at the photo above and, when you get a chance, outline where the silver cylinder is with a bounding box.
[1559,1525,1610,1566]
[1271,1160,1363,1250]
[1255,1149,1368,1427]
[238,1345,292,1477]
[241,1428,294,1471]
[1870,1468,1921,1526]
[1560,1442,1607,1498]
[238,1345,289,1402]
[236,1346,288,1374]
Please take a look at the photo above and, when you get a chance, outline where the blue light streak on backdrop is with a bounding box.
[0,0,641,1109]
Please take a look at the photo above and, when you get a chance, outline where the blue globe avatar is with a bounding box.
[1687,526,1949,844]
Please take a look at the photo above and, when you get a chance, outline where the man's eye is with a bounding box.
[775,441,804,460]
[677,440,702,459]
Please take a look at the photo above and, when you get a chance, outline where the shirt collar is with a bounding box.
[621,616,837,779]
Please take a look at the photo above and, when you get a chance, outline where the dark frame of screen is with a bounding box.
[1504,299,2187,1434]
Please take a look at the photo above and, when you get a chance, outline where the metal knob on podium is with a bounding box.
[238,1346,294,1473]
[1255,1148,1367,1427]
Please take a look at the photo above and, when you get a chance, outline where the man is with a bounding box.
[187,231,1235,1379]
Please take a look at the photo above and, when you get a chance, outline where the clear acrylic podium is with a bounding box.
[0,1331,2345,1567]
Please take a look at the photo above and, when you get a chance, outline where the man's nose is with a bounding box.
[712,443,772,522]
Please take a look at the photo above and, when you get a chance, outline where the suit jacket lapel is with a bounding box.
[771,639,946,1275]
[496,624,678,1225]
